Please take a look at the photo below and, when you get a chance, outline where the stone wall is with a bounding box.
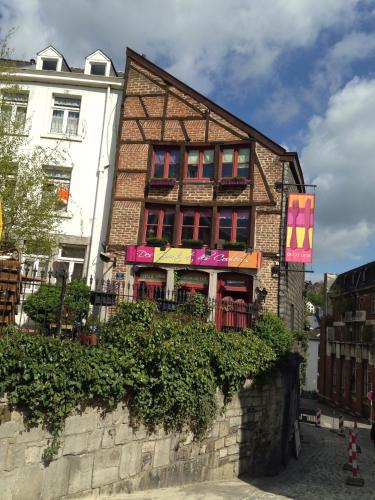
[0,360,300,500]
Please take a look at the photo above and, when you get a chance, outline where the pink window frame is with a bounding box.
[151,147,180,178]
[219,146,250,178]
[178,208,212,243]
[185,148,215,179]
[143,206,175,242]
[216,208,250,243]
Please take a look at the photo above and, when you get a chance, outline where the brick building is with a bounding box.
[105,48,305,331]
[319,263,375,417]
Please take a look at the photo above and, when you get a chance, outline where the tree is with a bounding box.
[0,34,66,255]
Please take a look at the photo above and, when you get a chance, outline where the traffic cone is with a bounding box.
[345,432,364,486]
[315,408,321,428]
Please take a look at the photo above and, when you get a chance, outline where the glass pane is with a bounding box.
[147,212,158,225]
[182,213,194,226]
[237,164,249,178]
[155,150,165,164]
[222,149,234,163]
[1,104,12,122]
[237,210,249,227]
[146,225,157,238]
[43,59,58,71]
[66,111,79,135]
[219,227,232,241]
[61,245,86,259]
[169,149,180,165]
[50,110,63,133]
[238,148,250,163]
[154,164,164,178]
[169,163,179,178]
[54,96,81,108]
[222,163,233,177]
[187,164,198,178]
[163,212,175,225]
[199,213,212,227]
[203,149,214,164]
[188,150,199,164]
[72,262,84,280]
[162,225,173,242]
[202,163,213,178]
[182,227,194,240]
[90,63,106,75]
[236,228,248,243]
[198,226,211,244]
[219,210,232,226]
[15,107,27,128]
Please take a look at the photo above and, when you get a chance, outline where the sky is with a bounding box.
[1,0,375,281]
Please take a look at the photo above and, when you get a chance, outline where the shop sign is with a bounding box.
[179,271,209,285]
[138,270,166,282]
[127,245,262,270]
[285,193,315,264]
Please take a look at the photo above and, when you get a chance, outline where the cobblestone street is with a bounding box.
[98,402,375,500]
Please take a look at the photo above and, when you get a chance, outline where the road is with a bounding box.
[93,401,375,499]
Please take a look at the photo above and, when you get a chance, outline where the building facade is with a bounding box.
[105,49,306,330]
[3,46,122,281]
[319,264,375,417]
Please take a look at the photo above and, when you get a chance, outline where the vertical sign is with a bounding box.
[286,193,315,264]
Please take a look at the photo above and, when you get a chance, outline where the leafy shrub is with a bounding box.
[23,279,90,327]
[0,302,287,461]
[179,292,212,321]
[251,312,294,358]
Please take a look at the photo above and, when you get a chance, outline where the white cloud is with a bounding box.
[0,0,363,93]
[302,77,375,262]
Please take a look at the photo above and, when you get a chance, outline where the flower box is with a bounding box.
[181,239,204,249]
[146,237,168,248]
[149,178,177,188]
[218,178,249,188]
[222,241,247,251]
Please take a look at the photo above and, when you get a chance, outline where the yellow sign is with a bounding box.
[154,247,192,265]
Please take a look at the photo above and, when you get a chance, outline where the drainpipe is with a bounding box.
[85,84,111,280]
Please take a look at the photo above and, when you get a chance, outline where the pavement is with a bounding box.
[89,400,375,500]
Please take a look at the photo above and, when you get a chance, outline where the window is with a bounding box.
[152,148,180,178]
[44,166,72,209]
[42,59,58,71]
[54,245,86,281]
[50,95,81,135]
[180,208,212,244]
[144,206,175,243]
[220,146,250,178]
[186,149,214,179]
[1,91,28,130]
[217,208,250,243]
[90,63,106,75]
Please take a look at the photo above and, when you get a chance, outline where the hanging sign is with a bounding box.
[285,193,315,264]
[0,199,2,240]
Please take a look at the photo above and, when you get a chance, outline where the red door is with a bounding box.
[216,273,253,330]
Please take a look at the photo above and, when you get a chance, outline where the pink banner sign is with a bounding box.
[126,245,155,263]
[191,249,228,267]
[285,193,315,264]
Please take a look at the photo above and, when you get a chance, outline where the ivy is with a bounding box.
[0,302,291,461]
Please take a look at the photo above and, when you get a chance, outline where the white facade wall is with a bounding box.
[303,338,319,392]
[7,52,122,279]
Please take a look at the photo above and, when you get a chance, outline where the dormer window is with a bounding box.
[90,63,106,75]
[42,59,58,71]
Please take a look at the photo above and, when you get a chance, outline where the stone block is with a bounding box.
[88,429,103,452]
[228,443,240,455]
[0,406,11,424]
[68,454,94,494]
[25,446,43,464]
[92,466,119,488]
[0,421,19,439]
[17,426,45,444]
[142,440,155,454]
[219,447,228,458]
[111,404,129,425]
[94,447,121,469]
[43,457,70,499]
[225,434,237,447]
[219,420,229,437]
[65,414,97,435]
[115,424,133,445]
[0,470,14,500]
[183,431,194,445]
[120,441,142,478]
[101,428,115,448]
[63,433,88,456]
[133,425,147,440]
[209,422,220,438]
[214,438,224,450]
[153,438,171,468]
[229,416,242,428]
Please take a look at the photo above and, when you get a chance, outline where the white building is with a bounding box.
[4,46,122,280]
[305,301,316,314]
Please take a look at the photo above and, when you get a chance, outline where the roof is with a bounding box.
[126,48,304,179]
[332,260,375,294]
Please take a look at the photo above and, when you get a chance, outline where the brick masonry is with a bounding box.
[0,361,300,500]
[106,51,305,330]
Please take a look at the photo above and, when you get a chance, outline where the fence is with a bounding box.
[3,269,260,337]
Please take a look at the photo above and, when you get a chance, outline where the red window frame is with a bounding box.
[179,208,212,244]
[185,148,215,179]
[152,147,180,178]
[143,206,175,243]
[216,208,250,243]
[219,145,251,178]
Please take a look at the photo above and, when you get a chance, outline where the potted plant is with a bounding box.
[181,239,204,249]
[149,178,177,188]
[222,241,247,250]
[218,177,249,188]
[146,237,168,248]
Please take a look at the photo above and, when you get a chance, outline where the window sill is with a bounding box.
[59,211,73,219]
[40,133,83,142]
[183,179,214,184]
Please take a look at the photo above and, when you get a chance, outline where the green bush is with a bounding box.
[251,312,294,358]
[23,279,90,328]
[0,302,287,461]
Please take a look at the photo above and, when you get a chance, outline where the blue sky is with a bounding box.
[2,0,375,282]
